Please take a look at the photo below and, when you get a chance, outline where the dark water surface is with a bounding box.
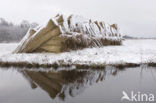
[0,66,156,103]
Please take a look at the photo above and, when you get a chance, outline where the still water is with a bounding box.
[0,66,156,103]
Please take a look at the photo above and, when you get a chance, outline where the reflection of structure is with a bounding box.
[21,67,119,101]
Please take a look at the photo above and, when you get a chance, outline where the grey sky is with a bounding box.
[0,0,156,37]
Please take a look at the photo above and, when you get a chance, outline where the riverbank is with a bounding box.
[0,39,156,69]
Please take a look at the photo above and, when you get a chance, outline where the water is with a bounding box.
[0,66,156,103]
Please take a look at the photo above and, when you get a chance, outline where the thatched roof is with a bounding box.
[14,14,122,53]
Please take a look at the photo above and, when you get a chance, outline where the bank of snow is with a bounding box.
[0,40,156,68]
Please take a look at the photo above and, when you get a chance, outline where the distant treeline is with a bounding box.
[0,18,38,43]
[123,35,156,39]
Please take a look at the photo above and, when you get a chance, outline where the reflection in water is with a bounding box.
[21,66,120,101]
[1,66,156,103]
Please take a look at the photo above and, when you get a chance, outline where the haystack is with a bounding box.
[14,14,122,53]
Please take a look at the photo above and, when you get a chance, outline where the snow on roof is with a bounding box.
[38,14,121,39]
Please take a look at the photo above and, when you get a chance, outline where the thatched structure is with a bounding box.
[14,14,122,53]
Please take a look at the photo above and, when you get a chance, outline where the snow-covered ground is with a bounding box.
[0,43,18,56]
[0,39,156,66]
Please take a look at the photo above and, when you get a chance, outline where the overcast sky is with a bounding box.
[0,0,156,37]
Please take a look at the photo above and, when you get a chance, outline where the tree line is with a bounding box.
[0,18,38,43]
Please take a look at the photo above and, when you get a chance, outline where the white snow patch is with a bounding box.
[0,43,18,56]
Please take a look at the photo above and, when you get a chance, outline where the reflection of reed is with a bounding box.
[21,67,120,100]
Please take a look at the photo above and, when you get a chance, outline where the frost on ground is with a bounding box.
[0,43,17,56]
[0,39,156,67]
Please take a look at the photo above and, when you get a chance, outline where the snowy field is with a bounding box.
[0,43,18,56]
[0,39,156,66]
